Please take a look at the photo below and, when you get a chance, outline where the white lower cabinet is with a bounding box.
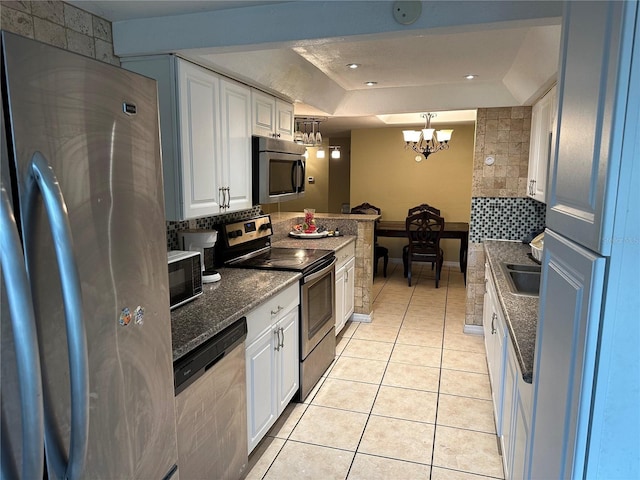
[483,263,533,480]
[483,264,507,434]
[245,283,299,453]
[334,242,355,335]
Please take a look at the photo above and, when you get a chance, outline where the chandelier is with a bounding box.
[402,113,453,162]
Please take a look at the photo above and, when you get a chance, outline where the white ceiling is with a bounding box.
[70,1,562,137]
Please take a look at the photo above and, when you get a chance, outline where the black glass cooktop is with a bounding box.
[226,247,334,274]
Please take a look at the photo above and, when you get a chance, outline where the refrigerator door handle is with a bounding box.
[0,184,45,480]
[23,152,89,480]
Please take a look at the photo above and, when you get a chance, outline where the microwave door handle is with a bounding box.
[293,161,304,192]
[23,152,89,480]
[291,162,297,192]
[0,184,45,480]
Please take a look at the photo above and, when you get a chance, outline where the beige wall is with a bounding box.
[328,137,351,213]
[1,1,118,65]
[350,124,475,262]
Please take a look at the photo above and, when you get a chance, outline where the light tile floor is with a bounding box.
[245,263,504,480]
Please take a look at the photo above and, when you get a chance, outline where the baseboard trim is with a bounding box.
[351,313,373,323]
[464,324,484,336]
[388,257,460,269]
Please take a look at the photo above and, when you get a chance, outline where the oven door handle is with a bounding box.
[303,257,337,284]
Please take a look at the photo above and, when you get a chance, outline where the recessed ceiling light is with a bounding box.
[365,81,377,86]
[464,74,478,80]
[346,63,359,69]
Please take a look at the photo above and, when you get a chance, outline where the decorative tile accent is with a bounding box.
[465,196,545,326]
[469,197,546,243]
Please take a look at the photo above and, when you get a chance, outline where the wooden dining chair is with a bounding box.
[402,210,445,287]
[407,203,441,216]
[350,202,389,277]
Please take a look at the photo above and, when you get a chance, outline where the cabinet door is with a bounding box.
[251,89,276,138]
[277,308,299,413]
[529,229,605,479]
[275,99,294,140]
[501,338,517,479]
[177,59,222,219]
[245,327,278,453]
[220,79,252,212]
[343,257,355,321]
[512,378,532,480]
[547,1,633,254]
[527,86,555,202]
[334,265,345,335]
[483,269,506,431]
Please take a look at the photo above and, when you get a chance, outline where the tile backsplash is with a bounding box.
[469,197,546,243]
[465,196,546,326]
[166,206,263,250]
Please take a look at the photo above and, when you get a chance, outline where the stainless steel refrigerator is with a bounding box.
[1,31,178,479]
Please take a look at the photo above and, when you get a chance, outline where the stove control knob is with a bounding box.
[259,222,272,231]
[228,229,243,239]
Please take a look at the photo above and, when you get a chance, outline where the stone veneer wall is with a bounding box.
[466,106,547,327]
[1,1,119,66]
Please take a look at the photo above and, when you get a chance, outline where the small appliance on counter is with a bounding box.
[178,229,221,283]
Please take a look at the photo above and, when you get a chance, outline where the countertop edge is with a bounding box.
[484,240,539,384]
[171,269,301,361]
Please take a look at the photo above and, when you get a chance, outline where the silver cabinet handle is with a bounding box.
[274,327,283,351]
[279,327,285,349]
[0,184,44,480]
[225,187,231,209]
[271,305,283,316]
[219,187,224,209]
[491,312,497,335]
[24,152,88,480]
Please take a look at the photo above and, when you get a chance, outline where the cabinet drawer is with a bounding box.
[246,283,299,344]
[335,242,355,270]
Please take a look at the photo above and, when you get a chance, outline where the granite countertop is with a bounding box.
[484,240,540,383]
[170,267,301,361]
[272,235,356,251]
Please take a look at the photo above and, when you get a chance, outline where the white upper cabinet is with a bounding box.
[527,85,556,203]
[176,60,223,219]
[220,78,252,212]
[121,56,252,220]
[251,88,294,141]
[546,1,635,255]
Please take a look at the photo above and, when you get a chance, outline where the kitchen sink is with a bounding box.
[501,263,541,296]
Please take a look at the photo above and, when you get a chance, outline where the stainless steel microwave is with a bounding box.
[168,250,202,309]
[252,135,306,204]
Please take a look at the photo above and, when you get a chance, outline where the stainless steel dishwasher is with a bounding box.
[173,317,248,480]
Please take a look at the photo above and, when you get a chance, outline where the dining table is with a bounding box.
[376,220,469,283]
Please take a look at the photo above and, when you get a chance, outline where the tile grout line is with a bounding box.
[343,263,410,479]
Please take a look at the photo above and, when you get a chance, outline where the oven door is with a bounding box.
[300,257,336,359]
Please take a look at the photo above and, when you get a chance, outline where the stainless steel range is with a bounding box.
[215,215,336,401]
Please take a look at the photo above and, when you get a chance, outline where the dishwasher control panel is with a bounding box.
[173,317,247,395]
